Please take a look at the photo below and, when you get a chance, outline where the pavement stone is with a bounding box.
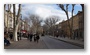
[4,37,48,49]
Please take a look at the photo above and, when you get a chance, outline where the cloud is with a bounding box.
[21,4,73,21]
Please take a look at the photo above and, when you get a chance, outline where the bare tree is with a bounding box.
[24,16,32,27]
[13,4,16,41]
[28,14,42,34]
[42,24,49,34]
[44,15,60,36]
[22,17,31,32]
[13,4,21,41]
[58,4,75,38]
[44,16,60,28]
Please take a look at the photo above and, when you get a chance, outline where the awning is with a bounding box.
[21,30,27,33]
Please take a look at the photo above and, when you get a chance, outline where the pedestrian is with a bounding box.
[29,33,33,42]
[34,34,36,42]
[27,33,29,40]
[4,32,10,46]
[9,33,13,40]
[56,34,59,38]
[19,32,22,40]
[36,33,40,43]
[17,32,20,41]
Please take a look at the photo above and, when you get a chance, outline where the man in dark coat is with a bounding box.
[4,32,10,46]
[17,32,20,41]
[29,33,33,42]
[36,34,40,43]
[33,34,36,42]
[9,32,13,40]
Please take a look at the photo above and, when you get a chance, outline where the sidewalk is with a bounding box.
[49,36,84,48]
[4,37,48,49]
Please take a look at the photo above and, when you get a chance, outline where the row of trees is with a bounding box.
[24,14,60,35]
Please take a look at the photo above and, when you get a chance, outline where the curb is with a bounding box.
[49,37,84,48]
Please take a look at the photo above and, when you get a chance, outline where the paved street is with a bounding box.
[42,36,82,49]
[4,36,83,49]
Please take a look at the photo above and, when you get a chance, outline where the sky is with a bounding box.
[21,4,82,21]
[6,4,82,24]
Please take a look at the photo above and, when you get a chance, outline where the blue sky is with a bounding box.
[68,4,82,14]
[21,4,82,21]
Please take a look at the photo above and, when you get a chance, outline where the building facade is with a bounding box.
[58,11,84,39]
[4,10,14,32]
[4,10,30,34]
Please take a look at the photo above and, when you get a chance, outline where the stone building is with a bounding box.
[58,11,84,39]
[4,10,30,34]
[4,10,13,32]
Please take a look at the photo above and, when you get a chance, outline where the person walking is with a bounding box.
[17,32,20,41]
[36,33,40,43]
[4,32,10,46]
[19,32,22,40]
[9,32,13,40]
[34,34,36,42]
[27,33,29,40]
[29,33,33,42]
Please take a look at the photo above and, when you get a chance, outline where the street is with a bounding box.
[5,35,82,49]
[42,36,82,49]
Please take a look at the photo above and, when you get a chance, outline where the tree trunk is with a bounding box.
[7,10,9,33]
[4,4,6,30]
[71,4,75,39]
[65,12,71,38]
[13,4,21,41]
[14,22,20,41]
[13,4,16,41]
